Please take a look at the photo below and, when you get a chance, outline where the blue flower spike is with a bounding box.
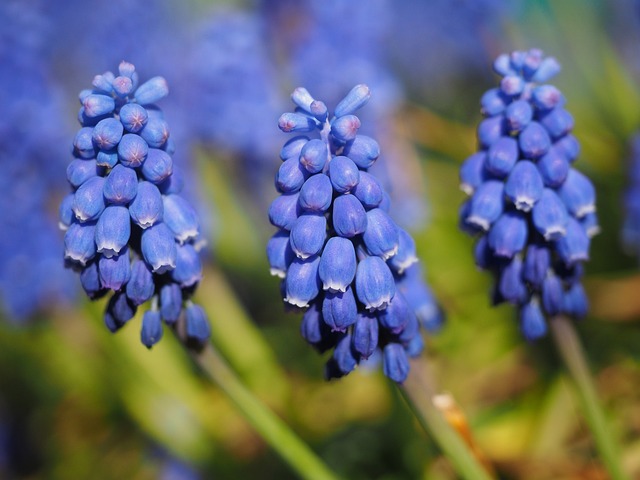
[62,62,210,350]
[268,85,442,383]
[459,49,598,338]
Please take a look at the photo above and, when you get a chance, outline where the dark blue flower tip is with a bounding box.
[488,211,528,258]
[118,133,149,168]
[281,135,310,161]
[472,235,497,270]
[477,115,505,149]
[531,85,564,111]
[363,208,399,260]
[72,176,106,223]
[332,194,367,237]
[459,152,488,195]
[480,88,508,116]
[299,173,333,213]
[324,358,347,381]
[383,343,410,383]
[160,283,182,324]
[332,333,359,376]
[531,56,561,83]
[539,108,574,139]
[112,76,134,97]
[322,287,358,332]
[291,87,315,113]
[498,256,528,305]
[301,301,338,352]
[83,94,115,118]
[59,193,75,231]
[64,221,97,266]
[67,159,99,189]
[505,99,533,132]
[74,128,96,159]
[352,312,378,358]
[185,303,211,347]
[500,75,525,96]
[126,259,155,306]
[172,244,203,288]
[103,164,138,205]
[134,76,169,105]
[279,112,317,133]
[334,84,371,118]
[377,292,412,334]
[97,150,118,168]
[92,73,114,94]
[276,157,309,194]
[267,230,293,278]
[562,283,588,319]
[299,138,328,174]
[330,115,361,143]
[352,171,384,209]
[554,134,580,163]
[98,246,131,291]
[505,160,544,212]
[140,116,170,148]
[523,243,550,287]
[92,118,124,151]
[141,148,173,184]
[80,261,105,300]
[284,255,321,308]
[466,180,505,232]
[486,136,518,177]
[96,205,131,257]
[129,181,163,229]
[537,147,570,187]
[105,292,137,332]
[388,228,418,274]
[342,135,380,169]
[355,256,395,311]
[581,212,601,238]
[140,310,163,349]
[141,222,177,274]
[289,214,327,260]
[519,121,551,159]
[556,217,590,264]
[318,236,357,292]
[268,193,300,231]
[532,188,569,240]
[119,103,149,133]
[520,299,547,341]
[329,156,360,194]
[163,194,200,244]
[557,168,596,218]
[541,273,563,316]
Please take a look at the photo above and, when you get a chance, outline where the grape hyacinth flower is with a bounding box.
[459,49,598,340]
[268,85,442,383]
[62,62,209,349]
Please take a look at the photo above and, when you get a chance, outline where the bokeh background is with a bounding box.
[2,0,640,478]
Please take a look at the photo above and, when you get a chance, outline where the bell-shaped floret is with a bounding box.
[362,208,399,260]
[140,116,169,148]
[522,243,550,288]
[383,343,409,383]
[498,256,528,304]
[477,115,505,148]
[129,181,163,228]
[98,246,131,291]
[562,283,588,318]
[160,283,182,324]
[532,188,569,240]
[118,133,148,167]
[83,93,115,118]
[105,291,136,332]
[318,237,356,292]
[300,301,338,353]
[126,259,155,305]
[172,244,203,287]
[119,103,148,133]
[353,171,384,208]
[141,222,177,273]
[73,127,96,159]
[377,292,412,334]
[135,76,169,105]
[520,299,547,341]
[289,214,326,260]
[505,99,533,132]
[519,121,551,159]
[80,261,104,300]
[332,194,367,237]
[141,148,173,184]
[67,159,99,189]
[163,194,200,244]
[280,135,309,161]
[64,222,97,266]
[541,273,563,316]
[140,310,163,348]
[556,217,590,264]
[298,174,333,212]
[329,156,360,194]
[92,118,123,150]
[466,180,504,232]
[96,205,131,257]
[355,256,395,311]
[331,333,358,376]
[343,135,380,169]
[322,287,358,332]
[557,168,596,218]
[537,147,569,187]
[480,88,508,116]
[486,136,518,177]
[488,211,528,258]
[388,228,418,274]
[72,176,106,222]
[459,152,487,195]
[284,255,321,308]
[103,164,138,205]
[504,160,544,212]
[268,193,300,231]
[276,157,308,193]
[334,84,370,117]
[539,108,574,139]
[185,303,210,346]
[299,138,327,173]
[330,115,360,143]
[266,230,293,278]
[279,112,317,133]
[352,312,378,358]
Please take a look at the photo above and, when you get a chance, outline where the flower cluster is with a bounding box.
[459,49,598,339]
[268,85,442,383]
[61,62,209,349]
[622,134,640,256]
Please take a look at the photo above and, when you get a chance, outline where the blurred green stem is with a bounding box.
[194,345,341,480]
[550,315,628,480]
[399,359,495,480]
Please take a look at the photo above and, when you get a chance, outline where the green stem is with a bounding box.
[550,315,628,480]
[194,345,341,480]
[398,359,495,480]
